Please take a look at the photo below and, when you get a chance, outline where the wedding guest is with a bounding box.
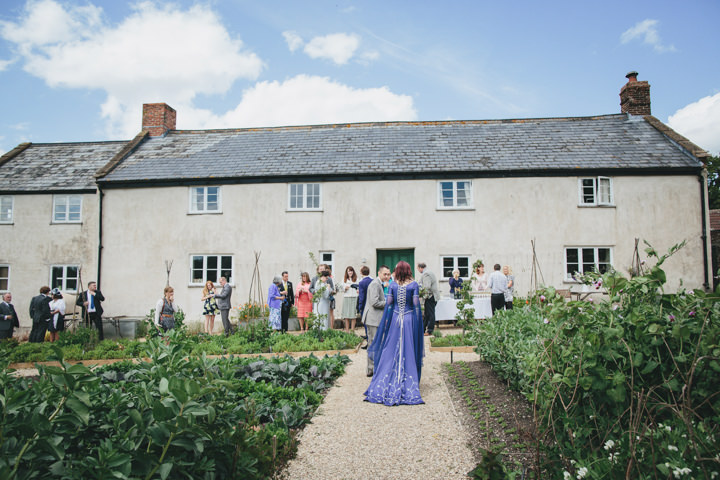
[418,263,440,336]
[471,263,488,291]
[29,286,52,343]
[0,292,20,340]
[326,266,337,328]
[314,271,332,330]
[215,276,233,336]
[279,271,294,333]
[488,264,508,314]
[155,286,179,332]
[295,272,313,332]
[201,280,219,334]
[449,269,464,299]
[48,288,65,342]
[503,265,515,310]
[364,261,424,406]
[341,266,359,332]
[357,266,372,345]
[76,281,105,340]
[267,276,285,332]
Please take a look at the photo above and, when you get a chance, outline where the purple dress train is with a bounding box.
[364,281,425,406]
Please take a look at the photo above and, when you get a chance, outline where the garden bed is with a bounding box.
[0,334,351,479]
[428,332,476,352]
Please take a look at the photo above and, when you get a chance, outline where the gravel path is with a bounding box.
[282,337,479,480]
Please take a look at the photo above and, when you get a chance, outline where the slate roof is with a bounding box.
[97,113,704,185]
[0,141,126,192]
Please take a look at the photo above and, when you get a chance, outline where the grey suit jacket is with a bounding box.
[215,283,232,310]
[361,277,386,327]
[420,269,441,301]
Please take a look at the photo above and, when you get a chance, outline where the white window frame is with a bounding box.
[0,264,9,292]
[437,180,473,210]
[50,265,80,292]
[441,255,471,280]
[190,254,234,286]
[189,186,222,214]
[319,251,335,276]
[52,194,83,223]
[0,196,13,224]
[564,247,613,281]
[288,183,322,211]
[578,177,613,206]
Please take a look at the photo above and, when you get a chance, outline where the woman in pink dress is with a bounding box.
[295,272,313,332]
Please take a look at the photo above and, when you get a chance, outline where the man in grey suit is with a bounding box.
[418,262,441,336]
[215,276,233,336]
[0,292,20,340]
[362,265,390,377]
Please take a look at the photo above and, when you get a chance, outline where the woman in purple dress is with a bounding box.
[364,261,425,406]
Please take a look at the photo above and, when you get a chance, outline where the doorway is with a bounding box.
[376,249,415,273]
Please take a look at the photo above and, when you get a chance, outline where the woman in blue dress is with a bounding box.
[364,261,425,406]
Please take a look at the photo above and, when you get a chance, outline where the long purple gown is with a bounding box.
[364,281,425,405]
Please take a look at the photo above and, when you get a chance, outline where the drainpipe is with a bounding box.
[97,186,104,287]
[699,172,710,290]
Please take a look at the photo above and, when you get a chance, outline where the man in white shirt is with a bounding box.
[488,264,508,315]
[76,281,106,340]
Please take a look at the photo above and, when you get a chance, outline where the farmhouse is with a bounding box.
[0,73,710,327]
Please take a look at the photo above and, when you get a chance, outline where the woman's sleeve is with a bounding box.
[154,300,161,325]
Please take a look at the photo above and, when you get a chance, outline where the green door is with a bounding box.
[376,249,415,273]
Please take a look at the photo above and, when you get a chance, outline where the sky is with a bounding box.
[1,0,719,157]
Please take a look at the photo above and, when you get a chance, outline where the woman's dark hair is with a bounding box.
[344,266,357,282]
[394,261,412,283]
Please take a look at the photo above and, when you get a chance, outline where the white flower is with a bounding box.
[673,467,692,478]
[688,290,694,295]
[668,445,678,452]
[564,472,572,480]
[577,467,589,479]
[543,318,549,324]
[608,453,617,463]
[604,439,616,450]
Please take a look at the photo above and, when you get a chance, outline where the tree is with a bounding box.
[706,154,720,210]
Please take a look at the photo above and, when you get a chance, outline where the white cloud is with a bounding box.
[282,30,303,52]
[304,33,359,65]
[184,74,416,129]
[620,19,676,53]
[0,58,13,71]
[1,0,264,138]
[668,93,720,156]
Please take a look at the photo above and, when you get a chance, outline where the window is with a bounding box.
[0,196,13,223]
[50,265,79,291]
[0,265,9,291]
[53,195,82,223]
[319,251,334,276]
[189,186,221,213]
[288,183,321,210]
[578,177,613,206]
[565,247,612,280]
[191,255,233,285]
[438,181,473,209]
[441,256,470,279]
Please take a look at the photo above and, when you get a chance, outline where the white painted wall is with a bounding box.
[97,175,706,321]
[0,193,99,329]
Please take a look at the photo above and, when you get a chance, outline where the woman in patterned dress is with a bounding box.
[201,280,219,334]
[267,276,285,331]
[364,261,425,406]
[295,272,313,332]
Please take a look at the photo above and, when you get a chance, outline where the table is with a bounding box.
[434,294,493,321]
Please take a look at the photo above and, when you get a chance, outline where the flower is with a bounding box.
[564,472,572,480]
[612,304,619,310]
[668,445,678,452]
[540,295,546,302]
[588,297,593,302]
[688,289,694,295]
[577,466,588,479]
[543,318,550,324]
[689,311,696,317]
[669,314,675,322]
[604,439,616,450]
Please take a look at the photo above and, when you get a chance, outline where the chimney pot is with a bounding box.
[625,71,639,83]
[142,103,176,137]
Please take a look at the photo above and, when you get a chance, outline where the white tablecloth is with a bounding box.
[434,295,493,320]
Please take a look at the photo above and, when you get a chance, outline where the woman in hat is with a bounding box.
[48,288,66,342]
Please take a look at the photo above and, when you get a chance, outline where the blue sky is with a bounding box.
[1,0,718,156]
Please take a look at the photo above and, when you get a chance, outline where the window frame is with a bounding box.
[319,251,335,276]
[52,194,83,223]
[188,186,222,214]
[287,183,322,211]
[564,246,613,281]
[0,264,9,292]
[437,180,474,210]
[0,196,13,224]
[50,265,80,292]
[578,176,613,206]
[189,254,234,286]
[440,255,471,280]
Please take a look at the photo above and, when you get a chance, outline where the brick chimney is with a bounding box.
[142,103,176,137]
[619,71,651,116]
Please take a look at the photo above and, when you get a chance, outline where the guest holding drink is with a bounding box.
[201,280,219,334]
[471,263,488,291]
[449,269,464,299]
[295,272,312,332]
[341,266,359,332]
